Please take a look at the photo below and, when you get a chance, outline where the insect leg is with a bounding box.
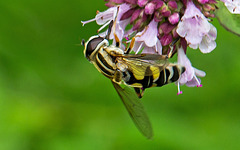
[105,20,113,40]
[134,87,145,98]
[112,69,122,84]
[125,37,136,54]
[168,37,180,58]
[114,33,120,47]
[112,6,120,48]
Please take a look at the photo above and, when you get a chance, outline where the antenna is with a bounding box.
[81,39,85,46]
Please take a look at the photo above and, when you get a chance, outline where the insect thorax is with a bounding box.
[92,45,126,81]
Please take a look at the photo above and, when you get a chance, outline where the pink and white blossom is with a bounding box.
[133,20,162,54]
[221,0,240,14]
[81,4,131,42]
[198,24,217,53]
[176,1,217,53]
[82,0,239,95]
[177,47,206,88]
[81,7,117,26]
[109,4,132,41]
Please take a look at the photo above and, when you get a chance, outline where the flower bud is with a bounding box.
[125,0,137,4]
[159,22,175,34]
[145,2,156,15]
[198,0,209,4]
[137,0,148,7]
[133,11,147,31]
[153,0,164,9]
[168,13,179,24]
[107,0,125,4]
[180,38,187,53]
[120,8,135,20]
[203,11,215,18]
[203,4,215,12]
[154,11,163,22]
[131,9,141,23]
[160,34,173,46]
[160,4,171,17]
[105,3,115,7]
[168,1,178,10]
[172,28,179,38]
[133,20,141,31]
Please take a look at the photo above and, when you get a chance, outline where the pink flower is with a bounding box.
[109,4,132,41]
[133,20,162,54]
[81,7,117,26]
[177,47,206,88]
[81,4,131,42]
[198,24,217,53]
[133,41,162,54]
[176,1,217,53]
[221,0,240,14]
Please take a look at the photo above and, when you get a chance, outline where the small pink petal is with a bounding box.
[136,20,159,47]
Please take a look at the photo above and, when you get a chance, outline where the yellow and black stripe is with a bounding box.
[123,65,185,98]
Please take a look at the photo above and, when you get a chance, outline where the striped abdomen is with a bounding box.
[123,65,185,89]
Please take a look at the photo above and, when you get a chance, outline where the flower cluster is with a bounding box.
[82,0,240,94]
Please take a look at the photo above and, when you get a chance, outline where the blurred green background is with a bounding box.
[0,0,240,150]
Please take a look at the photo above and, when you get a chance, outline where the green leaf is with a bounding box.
[215,2,240,36]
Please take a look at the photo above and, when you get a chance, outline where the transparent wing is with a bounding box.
[116,53,168,63]
[117,54,169,77]
[112,81,153,139]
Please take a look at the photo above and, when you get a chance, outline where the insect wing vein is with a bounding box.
[112,81,153,139]
[121,57,168,77]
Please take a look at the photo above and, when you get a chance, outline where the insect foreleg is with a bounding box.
[105,20,113,40]
[112,69,122,84]
[168,37,180,58]
[112,6,121,48]
[125,37,136,54]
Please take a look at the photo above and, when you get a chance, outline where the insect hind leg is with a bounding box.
[111,6,121,48]
[134,87,145,98]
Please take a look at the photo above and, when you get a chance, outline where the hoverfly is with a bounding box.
[82,20,185,139]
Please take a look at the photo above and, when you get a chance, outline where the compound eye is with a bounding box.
[85,37,104,58]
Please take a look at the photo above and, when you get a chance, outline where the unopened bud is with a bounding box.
[168,1,178,10]
[137,0,148,7]
[198,0,209,4]
[160,4,171,17]
[168,13,179,25]
[160,34,173,46]
[145,2,156,15]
